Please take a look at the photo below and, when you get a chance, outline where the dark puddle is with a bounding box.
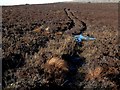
[61,54,85,87]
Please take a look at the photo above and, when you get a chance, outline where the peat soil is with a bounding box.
[2,3,120,89]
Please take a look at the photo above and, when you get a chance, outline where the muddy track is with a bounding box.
[64,8,87,35]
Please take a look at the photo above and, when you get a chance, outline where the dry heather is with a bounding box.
[2,3,119,90]
[46,35,76,57]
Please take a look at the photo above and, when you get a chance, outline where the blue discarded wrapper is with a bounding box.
[74,34,96,42]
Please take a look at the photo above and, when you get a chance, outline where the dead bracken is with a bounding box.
[44,57,68,85]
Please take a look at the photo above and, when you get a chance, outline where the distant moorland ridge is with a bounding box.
[72,0,119,2]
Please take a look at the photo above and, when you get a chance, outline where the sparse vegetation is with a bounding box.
[2,3,119,90]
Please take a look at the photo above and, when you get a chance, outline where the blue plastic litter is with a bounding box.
[74,34,96,42]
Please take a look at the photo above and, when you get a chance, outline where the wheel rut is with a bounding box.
[64,8,87,35]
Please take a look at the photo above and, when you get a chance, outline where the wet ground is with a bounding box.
[2,3,120,89]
